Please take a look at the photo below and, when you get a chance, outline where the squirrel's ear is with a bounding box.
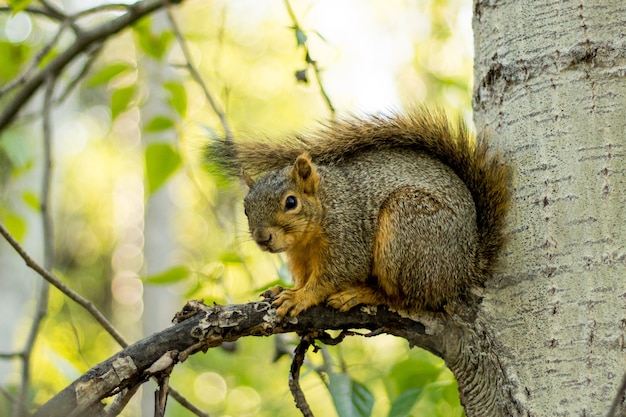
[291,152,319,194]
[241,168,255,189]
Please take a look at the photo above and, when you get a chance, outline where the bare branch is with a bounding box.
[12,75,56,417]
[168,389,211,417]
[0,352,22,359]
[164,0,232,140]
[0,19,71,97]
[283,0,336,120]
[33,300,432,417]
[0,222,210,417]
[289,336,314,417]
[0,6,65,21]
[0,222,128,347]
[38,0,67,20]
[103,385,141,417]
[72,3,133,20]
[0,0,187,133]
[0,386,16,410]
[57,41,105,103]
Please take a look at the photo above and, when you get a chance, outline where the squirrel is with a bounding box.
[206,109,509,317]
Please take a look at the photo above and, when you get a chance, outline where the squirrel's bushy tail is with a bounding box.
[206,109,510,279]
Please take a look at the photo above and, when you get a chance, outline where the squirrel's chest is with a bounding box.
[286,232,327,283]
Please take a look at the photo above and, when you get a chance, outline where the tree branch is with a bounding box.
[0,0,187,133]
[33,300,432,417]
[164,0,232,140]
[289,335,314,417]
[0,222,128,347]
[12,74,57,417]
[283,0,336,120]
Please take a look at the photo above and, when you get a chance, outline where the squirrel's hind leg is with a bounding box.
[326,287,384,312]
[372,186,457,311]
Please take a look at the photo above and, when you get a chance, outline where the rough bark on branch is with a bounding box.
[34,298,519,417]
[34,300,431,417]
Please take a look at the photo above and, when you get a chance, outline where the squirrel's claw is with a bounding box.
[261,285,285,300]
[273,289,301,317]
[273,288,321,317]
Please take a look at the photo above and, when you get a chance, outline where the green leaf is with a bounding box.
[328,373,374,417]
[0,131,31,171]
[143,265,190,285]
[8,0,33,13]
[388,388,422,417]
[22,190,40,211]
[390,357,442,392]
[134,22,173,60]
[294,28,307,46]
[145,115,175,133]
[3,212,27,242]
[144,142,181,195]
[164,81,187,117]
[86,63,133,87]
[111,85,135,120]
[0,41,30,83]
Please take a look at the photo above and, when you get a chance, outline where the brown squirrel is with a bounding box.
[207,110,509,317]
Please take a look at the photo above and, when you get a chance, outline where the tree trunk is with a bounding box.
[470,0,626,415]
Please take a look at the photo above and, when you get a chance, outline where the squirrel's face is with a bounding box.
[243,153,322,253]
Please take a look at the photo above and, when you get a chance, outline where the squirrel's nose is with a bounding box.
[253,230,272,246]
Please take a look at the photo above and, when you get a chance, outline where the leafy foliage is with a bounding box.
[7,0,33,13]
[329,373,375,417]
[144,142,181,195]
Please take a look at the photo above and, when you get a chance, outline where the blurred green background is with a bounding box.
[0,0,472,415]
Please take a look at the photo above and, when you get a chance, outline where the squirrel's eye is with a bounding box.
[285,195,298,211]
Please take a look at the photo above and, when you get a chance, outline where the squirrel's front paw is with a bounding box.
[260,285,286,300]
[273,289,320,317]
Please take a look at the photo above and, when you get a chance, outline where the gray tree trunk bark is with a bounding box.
[471,0,626,415]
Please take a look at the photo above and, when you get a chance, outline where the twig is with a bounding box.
[0,0,187,133]
[0,352,22,359]
[72,3,133,20]
[103,385,141,417]
[0,19,71,97]
[0,6,64,21]
[0,228,209,417]
[289,335,315,417]
[56,41,105,103]
[38,0,67,20]
[168,388,211,417]
[12,75,56,417]
[0,385,15,408]
[160,0,225,207]
[154,375,170,417]
[0,222,127,347]
[283,0,335,121]
[163,0,232,140]
[10,42,105,122]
